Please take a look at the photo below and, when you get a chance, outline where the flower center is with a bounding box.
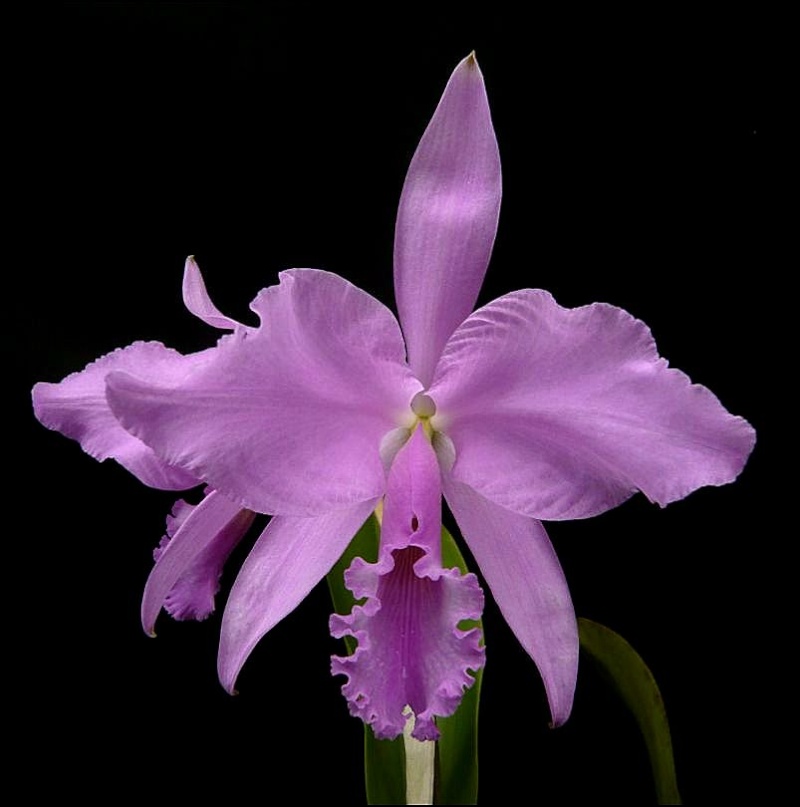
[404,391,454,471]
[410,391,436,419]
[381,391,452,471]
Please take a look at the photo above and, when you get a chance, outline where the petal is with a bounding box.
[444,476,578,728]
[430,290,756,520]
[32,341,203,490]
[218,499,378,694]
[160,498,196,544]
[107,270,420,515]
[144,489,256,634]
[394,53,502,387]
[331,427,485,741]
[182,256,244,331]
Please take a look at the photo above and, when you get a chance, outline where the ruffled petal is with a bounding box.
[394,53,502,387]
[444,476,578,728]
[331,427,484,741]
[32,341,203,490]
[107,270,419,515]
[182,256,244,331]
[218,499,379,694]
[431,290,756,520]
[144,489,256,634]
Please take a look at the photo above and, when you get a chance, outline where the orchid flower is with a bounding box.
[32,263,257,629]
[33,54,755,743]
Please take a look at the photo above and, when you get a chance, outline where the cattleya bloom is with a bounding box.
[32,267,259,629]
[33,55,754,741]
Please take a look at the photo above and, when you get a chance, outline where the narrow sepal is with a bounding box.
[445,477,578,727]
[394,53,501,386]
[218,500,378,693]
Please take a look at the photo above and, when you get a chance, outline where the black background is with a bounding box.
[9,3,782,803]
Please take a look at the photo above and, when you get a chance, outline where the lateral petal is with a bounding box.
[431,290,756,520]
[32,341,203,490]
[107,269,419,515]
[182,256,244,331]
[394,53,502,387]
[444,477,578,728]
[218,499,378,694]
[144,489,256,634]
[331,427,485,741]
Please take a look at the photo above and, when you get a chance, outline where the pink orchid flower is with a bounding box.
[32,265,257,626]
[33,54,754,742]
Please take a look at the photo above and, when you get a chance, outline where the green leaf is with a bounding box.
[579,618,682,805]
[326,517,484,805]
[364,726,407,805]
[434,526,483,805]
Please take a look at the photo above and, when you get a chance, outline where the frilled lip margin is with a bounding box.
[331,544,485,741]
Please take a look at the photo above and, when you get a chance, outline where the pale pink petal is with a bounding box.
[107,270,420,516]
[218,499,378,694]
[431,290,756,520]
[444,476,578,728]
[145,489,256,633]
[182,256,244,331]
[394,53,502,387]
[32,341,203,490]
[331,427,484,741]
